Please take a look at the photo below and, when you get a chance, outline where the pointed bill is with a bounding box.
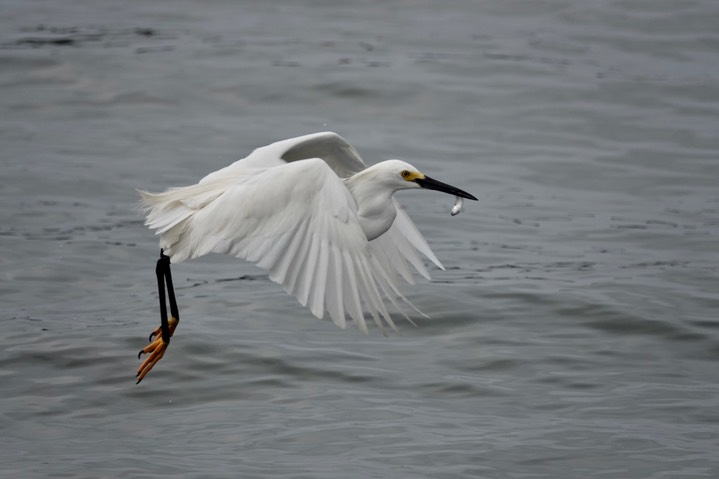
[415,176,477,200]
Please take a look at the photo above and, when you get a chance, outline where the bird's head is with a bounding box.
[378,159,478,201]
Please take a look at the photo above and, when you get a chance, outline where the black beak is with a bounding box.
[415,176,478,200]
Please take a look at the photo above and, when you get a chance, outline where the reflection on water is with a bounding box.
[2,0,719,477]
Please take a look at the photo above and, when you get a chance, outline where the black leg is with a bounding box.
[148,250,180,343]
[163,251,180,332]
[154,252,170,343]
[136,249,181,383]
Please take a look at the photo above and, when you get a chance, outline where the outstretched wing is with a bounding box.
[142,158,418,333]
[195,131,443,281]
[199,131,366,184]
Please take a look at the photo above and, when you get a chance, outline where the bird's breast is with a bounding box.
[345,173,398,241]
[356,201,397,241]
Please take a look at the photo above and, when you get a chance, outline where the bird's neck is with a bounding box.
[345,169,398,241]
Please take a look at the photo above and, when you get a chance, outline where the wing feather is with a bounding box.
[342,251,369,333]
[327,247,347,329]
[368,200,444,284]
[308,238,328,319]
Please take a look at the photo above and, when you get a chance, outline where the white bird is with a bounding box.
[136,131,477,382]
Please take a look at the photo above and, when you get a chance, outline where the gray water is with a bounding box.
[2,1,719,477]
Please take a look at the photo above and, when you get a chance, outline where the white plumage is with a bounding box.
[140,131,475,334]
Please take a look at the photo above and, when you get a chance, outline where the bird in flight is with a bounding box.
[136,132,477,383]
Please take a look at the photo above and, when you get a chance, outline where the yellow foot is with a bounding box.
[136,316,178,384]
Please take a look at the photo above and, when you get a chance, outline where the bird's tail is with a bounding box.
[138,179,231,262]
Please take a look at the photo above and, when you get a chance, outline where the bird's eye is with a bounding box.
[401,170,411,179]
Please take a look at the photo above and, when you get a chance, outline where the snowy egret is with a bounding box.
[136,131,477,383]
